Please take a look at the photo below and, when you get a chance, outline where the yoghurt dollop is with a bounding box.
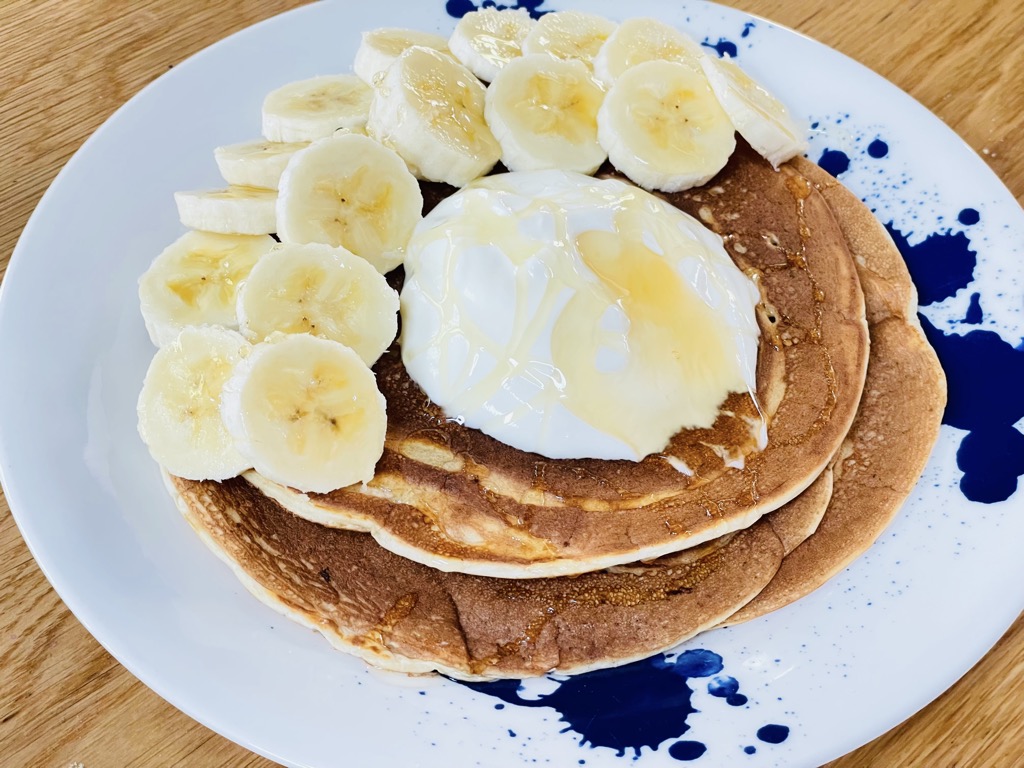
[400,170,760,461]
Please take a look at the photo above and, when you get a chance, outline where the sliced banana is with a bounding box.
[221,334,387,493]
[174,186,277,235]
[237,242,399,366]
[353,27,450,86]
[262,75,372,142]
[449,7,536,82]
[597,59,736,192]
[700,54,807,168]
[485,54,607,174]
[366,46,500,187]
[137,326,252,481]
[521,10,617,66]
[592,17,703,85]
[276,133,422,273]
[139,231,275,346]
[214,139,310,190]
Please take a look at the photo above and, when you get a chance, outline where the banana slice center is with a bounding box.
[519,71,602,141]
[631,86,708,153]
[166,246,249,309]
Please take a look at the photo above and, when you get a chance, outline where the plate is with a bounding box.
[1,1,1022,766]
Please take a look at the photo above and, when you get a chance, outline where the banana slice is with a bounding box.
[366,46,500,187]
[276,133,422,273]
[700,54,808,168]
[262,75,372,142]
[485,54,607,174]
[137,326,252,481]
[139,231,276,346]
[592,17,703,85]
[521,10,617,66]
[236,242,399,366]
[353,27,450,86]
[214,139,310,190]
[449,7,536,82]
[597,59,736,192]
[174,186,277,235]
[221,334,387,493]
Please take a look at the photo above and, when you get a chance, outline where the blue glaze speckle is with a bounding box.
[958,207,981,225]
[460,650,775,759]
[701,38,738,58]
[818,149,851,177]
[956,426,1024,502]
[916,315,1024,502]
[885,223,977,305]
[881,217,1024,503]
[964,292,983,324]
[668,741,707,761]
[708,676,747,705]
[756,724,790,744]
[446,0,549,18]
[867,139,889,158]
[741,21,755,38]
[744,746,756,755]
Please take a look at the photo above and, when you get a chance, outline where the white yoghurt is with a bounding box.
[400,170,760,461]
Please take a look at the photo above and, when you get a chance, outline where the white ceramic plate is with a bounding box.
[2,2,1022,766]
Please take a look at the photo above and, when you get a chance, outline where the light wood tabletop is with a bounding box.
[1,1,1022,766]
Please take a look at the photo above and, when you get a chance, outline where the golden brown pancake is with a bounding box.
[723,158,946,625]
[166,152,943,679]
[247,142,871,578]
[169,471,785,680]
[759,466,832,556]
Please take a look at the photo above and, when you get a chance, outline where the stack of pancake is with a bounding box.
[167,141,946,680]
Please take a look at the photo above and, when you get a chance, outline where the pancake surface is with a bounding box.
[169,154,942,679]
[249,142,871,578]
[724,158,946,625]
[170,472,785,680]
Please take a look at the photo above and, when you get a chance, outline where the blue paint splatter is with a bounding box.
[701,38,738,58]
[668,741,707,761]
[867,139,889,158]
[462,650,737,757]
[956,425,1024,502]
[708,676,739,697]
[958,207,981,225]
[741,22,755,38]
[917,315,1024,502]
[707,676,747,706]
[744,745,757,755]
[756,724,790,744]
[818,149,850,177]
[446,0,549,18]
[964,292,983,324]
[888,212,1023,502]
[885,223,976,305]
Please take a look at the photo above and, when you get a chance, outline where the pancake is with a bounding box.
[723,158,946,625]
[169,471,785,680]
[166,153,941,680]
[246,142,871,578]
[758,466,833,556]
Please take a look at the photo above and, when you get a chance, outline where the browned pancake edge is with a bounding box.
[168,470,786,680]
[247,143,871,578]
[723,157,947,625]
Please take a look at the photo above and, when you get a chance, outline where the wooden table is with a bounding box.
[1,1,1021,765]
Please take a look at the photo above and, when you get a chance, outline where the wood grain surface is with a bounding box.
[1,1,1022,766]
